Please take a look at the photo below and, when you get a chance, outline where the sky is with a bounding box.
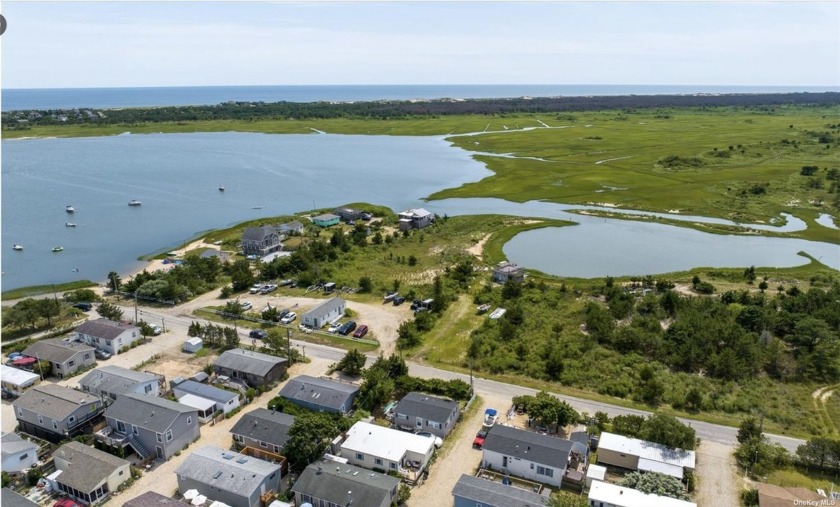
[1,1,839,89]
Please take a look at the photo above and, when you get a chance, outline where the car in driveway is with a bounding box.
[392,295,406,306]
[352,325,369,338]
[151,325,162,335]
[249,329,268,340]
[473,430,488,449]
[240,301,253,311]
[337,321,357,336]
[415,431,443,449]
[327,321,342,334]
[249,284,263,294]
[73,302,93,311]
[280,312,297,324]
[95,349,112,360]
[54,499,80,507]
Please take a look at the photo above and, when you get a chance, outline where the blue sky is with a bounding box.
[2,1,839,88]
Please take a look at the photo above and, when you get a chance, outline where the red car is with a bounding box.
[473,430,488,448]
[352,325,369,338]
[54,499,80,507]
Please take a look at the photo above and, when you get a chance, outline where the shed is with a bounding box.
[183,338,203,353]
[585,464,607,488]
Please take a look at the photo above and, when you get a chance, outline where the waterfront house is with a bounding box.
[79,365,161,400]
[492,261,525,284]
[278,375,359,415]
[21,339,95,378]
[213,349,288,387]
[51,441,131,505]
[588,480,697,507]
[340,421,435,475]
[13,385,104,442]
[172,379,240,415]
[100,392,199,461]
[301,297,346,329]
[1,488,39,507]
[1,432,39,472]
[1,364,40,397]
[596,432,696,480]
[333,207,362,221]
[481,425,584,488]
[75,318,142,356]
[175,446,281,507]
[393,392,459,438]
[229,408,295,453]
[310,213,340,227]
[451,474,548,507]
[277,220,304,235]
[397,208,433,231]
[241,226,281,256]
[292,458,400,507]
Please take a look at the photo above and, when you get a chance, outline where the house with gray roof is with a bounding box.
[172,379,240,415]
[229,408,295,453]
[278,375,359,415]
[79,365,160,400]
[100,393,199,461]
[398,208,434,230]
[452,474,548,507]
[301,297,346,329]
[1,488,39,507]
[21,339,95,378]
[13,385,104,442]
[1,432,39,472]
[292,458,400,507]
[492,261,525,284]
[241,226,281,256]
[393,391,460,438]
[175,446,282,507]
[333,207,362,221]
[276,220,304,235]
[213,348,287,387]
[52,441,131,505]
[75,318,141,355]
[123,491,181,507]
[481,425,584,488]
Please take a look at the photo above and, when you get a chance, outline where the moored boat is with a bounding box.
[219,185,225,191]
[12,244,23,251]
[128,200,142,206]
[66,205,75,213]
[65,222,76,227]
[52,246,64,252]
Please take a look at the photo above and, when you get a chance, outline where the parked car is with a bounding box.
[327,322,342,334]
[415,431,443,449]
[95,349,112,360]
[240,301,253,311]
[277,309,291,320]
[473,430,488,449]
[393,295,406,306]
[360,212,373,221]
[352,325,369,338]
[73,302,93,311]
[54,499,80,507]
[151,325,162,336]
[280,312,297,324]
[249,284,263,294]
[249,329,268,340]
[338,321,357,335]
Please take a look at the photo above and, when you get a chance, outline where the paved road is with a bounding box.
[127,304,806,453]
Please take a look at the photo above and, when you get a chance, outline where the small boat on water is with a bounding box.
[12,245,23,251]
[219,186,225,192]
[128,200,142,206]
[252,206,263,210]
[66,205,75,213]
[52,246,64,252]
[65,222,76,227]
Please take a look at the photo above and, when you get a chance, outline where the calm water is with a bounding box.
[4,84,839,111]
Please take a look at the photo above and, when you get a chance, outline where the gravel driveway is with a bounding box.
[694,440,739,507]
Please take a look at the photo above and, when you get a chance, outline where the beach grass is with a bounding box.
[1,280,96,301]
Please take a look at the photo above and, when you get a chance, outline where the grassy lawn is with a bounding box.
[1,280,96,301]
[766,468,839,491]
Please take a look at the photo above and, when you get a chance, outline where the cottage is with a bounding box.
[172,379,240,416]
[292,458,400,507]
[310,213,340,227]
[301,297,346,329]
[75,318,142,356]
[451,474,548,507]
[1,364,40,397]
[492,261,525,284]
[1,488,39,507]
[333,207,362,221]
[123,491,182,507]
[213,349,288,387]
[1,432,39,472]
[596,432,696,480]
[588,480,697,507]
[101,393,199,461]
[183,337,204,353]
[21,339,95,378]
[276,220,304,235]
[393,392,459,438]
[13,385,104,442]
[397,208,434,230]
[230,408,295,453]
[279,375,359,415]
[241,226,282,256]
[340,421,435,475]
[481,425,585,488]
[79,365,160,400]
[51,441,131,505]
[175,446,282,507]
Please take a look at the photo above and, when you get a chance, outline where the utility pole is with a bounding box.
[134,293,138,323]
[51,284,58,302]
[161,318,166,333]
[286,328,292,364]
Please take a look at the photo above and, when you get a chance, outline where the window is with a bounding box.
[273,446,280,453]
[53,421,58,429]
[20,454,29,461]
[117,421,126,433]
[157,433,162,443]
[18,409,23,417]
[68,360,75,368]
[145,384,152,393]
[356,453,364,461]
[428,421,442,429]
[84,353,91,360]
[390,463,397,470]
[119,470,124,476]
[398,413,409,420]
[69,416,76,423]
[132,425,138,435]
[166,430,173,442]
[38,415,43,424]
[375,458,383,466]
[187,417,192,425]
[260,442,268,448]
[536,466,554,478]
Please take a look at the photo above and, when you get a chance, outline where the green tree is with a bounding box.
[223,300,244,320]
[283,413,342,472]
[36,298,61,327]
[261,306,279,322]
[358,276,373,294]
[527,390,579,429]
[584,302,615,343]
[357,366,395,411]
[228,259,254,291]
[64,288,99,303]
[796,437,840,470]
[335,349,367,376]
[96,301,124,321]
[107,271,122,292]
[138,320,155,339]
[546,492,589,507]
[685,387,703,410]
[618,471,691,501]
[639,413,696,450]
[611,415,645,438]
[737,416,763,444]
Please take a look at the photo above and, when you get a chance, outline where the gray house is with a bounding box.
[301,297,346,329]
[451,474,548,507]
[1,488,39,507]
[175,446,282,507]
[241,226,281,256]
[100,393,199,461]
[334,207,362,221]
[492,261,525,284]
[213,349,288,387]
[393,392,460,438]
[229,408,295,453]
[51,441,131,505]
[398,208,434,230]
[1,432,39,472]
[171,379,240,415]
[75,318,142,355]
[481,425,584,488]
[123,492,182,507]
[79,366,161,400]
[276,220,304,235]
[278,375,359,415]
[21,339,95,378]
[13,385,104,442]
[292,459,400,507]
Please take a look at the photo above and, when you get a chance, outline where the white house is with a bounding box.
[397,208,433,231]
[340,421,435,476]
[301,297,346,329]
[75,318,142,355]
[588,480,697,507]
[171,379,240,417]
[1,364,40,397]
[1,432,38,472]
[596,432,696,480]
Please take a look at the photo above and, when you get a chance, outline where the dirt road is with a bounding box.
[694,440,740,507]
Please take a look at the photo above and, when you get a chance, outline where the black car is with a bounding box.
[393,295,406,306]
[249,329,268,340]
[338,321,357,336]
[73,302,93,311]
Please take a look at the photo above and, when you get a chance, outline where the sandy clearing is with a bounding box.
[466,234,492,260]
[694,440,739,507]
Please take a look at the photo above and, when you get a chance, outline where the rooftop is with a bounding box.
[399,208,432,218]
[588,480,697,507]
[598,432,696,470]
[292,459,399,506]
[13,385,100,421]
[301,297,346,320]
[756,483,825,507]
[1,432,38,458]
[79,366,157,396]
[123,491,183,507]
[279,375,358,411]
[1,364,40,386]
[54,441,129,493]
[75,318,138,341]
[241,226,278,242]
[173,380,238,404]
[229,408,295,448]
[175,446,280,497]
[341,422,434,462]
[214,349,287,377]
[451,474,547,507]
[21,338,95,364]
[394,392,458,423]
[311,213,340,221]
[1,488,39,507]
[177,393,216,412]
[105,393,196,433]
[482,425,576,469]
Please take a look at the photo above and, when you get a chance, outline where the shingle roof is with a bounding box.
[172,380,238,404]
[394,392,458,423]
[1,488,39,507]
[279,375,358,411]
[278,220,303,231]
[214,349,287,377]
[229,408,295,448]
[54,441,129,493]
[79,366,157,396]
[241,226,277,242]
[175,446,280,497]
[301,297,345,321]
[13,385,100,421]
[21,339,94,364]
[105,393,196,433]
[123,491,182,507]
[1,433,38,458]
[482,425,574,469]
[75,318,138,341]
[292,459,399,507]
[451,475,547,507]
